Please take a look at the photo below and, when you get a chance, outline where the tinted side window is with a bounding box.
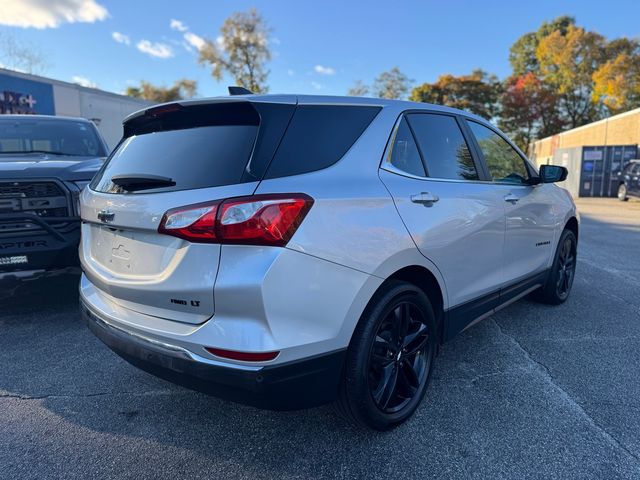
[265,105,381,179]
[468,121,529,184]
[386,118,425,177]
[407,114,478,181]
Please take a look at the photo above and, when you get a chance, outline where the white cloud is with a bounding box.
[311,81,323,90]
[170,19,188,32]
[170,19,207,54]
[111,31,130,45]
[314,65,335,76]
[0,0,108,29]
[184,32,206,51]
[72,75,98,88]
[287,69,295,76]
[136,40,174,59]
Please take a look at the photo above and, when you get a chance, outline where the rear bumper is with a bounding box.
[80,297,346,411]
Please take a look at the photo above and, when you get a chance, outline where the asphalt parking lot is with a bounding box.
[1,198,639,479]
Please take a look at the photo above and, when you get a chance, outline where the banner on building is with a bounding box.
[0,74,55,115]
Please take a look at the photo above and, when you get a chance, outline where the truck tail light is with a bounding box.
[158,193,313,246]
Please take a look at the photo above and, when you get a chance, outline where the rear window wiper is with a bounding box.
[110,174,176,192]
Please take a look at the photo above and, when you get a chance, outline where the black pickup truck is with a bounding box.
[0,115,109,286]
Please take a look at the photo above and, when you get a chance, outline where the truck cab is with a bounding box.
[0,115,109,287]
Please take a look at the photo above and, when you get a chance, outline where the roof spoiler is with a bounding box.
[228,86,254,96]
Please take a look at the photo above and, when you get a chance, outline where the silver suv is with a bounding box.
[80,95,578,430]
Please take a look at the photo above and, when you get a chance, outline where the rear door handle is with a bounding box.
[410,192,439,205]
[504,193,519,204]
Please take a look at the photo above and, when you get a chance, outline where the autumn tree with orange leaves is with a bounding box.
[498,73,563,150]
[406,16,640,150]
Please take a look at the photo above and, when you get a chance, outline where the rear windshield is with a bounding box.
[91,126,258,194]
[0,118,106,158]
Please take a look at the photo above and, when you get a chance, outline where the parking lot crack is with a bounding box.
[578,257,640,290]
[0,390,174,401]
[492,318,640,465]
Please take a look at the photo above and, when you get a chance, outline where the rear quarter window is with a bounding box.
[264,105,381,179]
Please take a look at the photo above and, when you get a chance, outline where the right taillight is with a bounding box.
[217,194,313,246]
[158,193,313,246]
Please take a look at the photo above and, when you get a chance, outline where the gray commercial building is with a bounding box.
[529,108,640,198]
[0,68,152,149]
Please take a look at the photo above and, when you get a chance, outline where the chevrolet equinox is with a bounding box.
[80,94,578,430]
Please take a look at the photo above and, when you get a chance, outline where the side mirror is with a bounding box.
[539,165,568,183]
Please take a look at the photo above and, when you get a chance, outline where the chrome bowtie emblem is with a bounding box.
[97,209,115,223]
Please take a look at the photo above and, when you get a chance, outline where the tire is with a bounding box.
[335,280,437,430]
[618,184,629,201]
[535,229,577,305]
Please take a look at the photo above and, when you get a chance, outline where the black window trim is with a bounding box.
[380,116,428,181]
[380,109,489,183]
[463,117,540,186]
[404,115,430,177]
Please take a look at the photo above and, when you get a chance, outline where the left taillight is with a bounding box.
[158,193,313,247]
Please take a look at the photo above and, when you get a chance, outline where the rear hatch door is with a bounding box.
[80,98,295,324]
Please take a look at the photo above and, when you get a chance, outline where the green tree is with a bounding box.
[372,67,412,99]
[592,38,640,115]
[0,32,49,75]
[509,16,575,76]
[410,69,502,119]
[592,52,640,115]
[347,80,369,97]
[604,37,640,59]
[537,25,606,128]
[198,8,271,93]
[126,79,197,102]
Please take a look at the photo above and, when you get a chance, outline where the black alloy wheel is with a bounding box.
[555,234,576,301]
[535,228,577,305]
[336,281,437,430]
[368,301,432,413]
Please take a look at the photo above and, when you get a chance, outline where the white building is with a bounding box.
[0,68,153,149]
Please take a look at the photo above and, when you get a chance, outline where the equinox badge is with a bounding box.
[97,210,115,223]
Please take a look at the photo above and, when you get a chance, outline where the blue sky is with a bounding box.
[1,0,639,97]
